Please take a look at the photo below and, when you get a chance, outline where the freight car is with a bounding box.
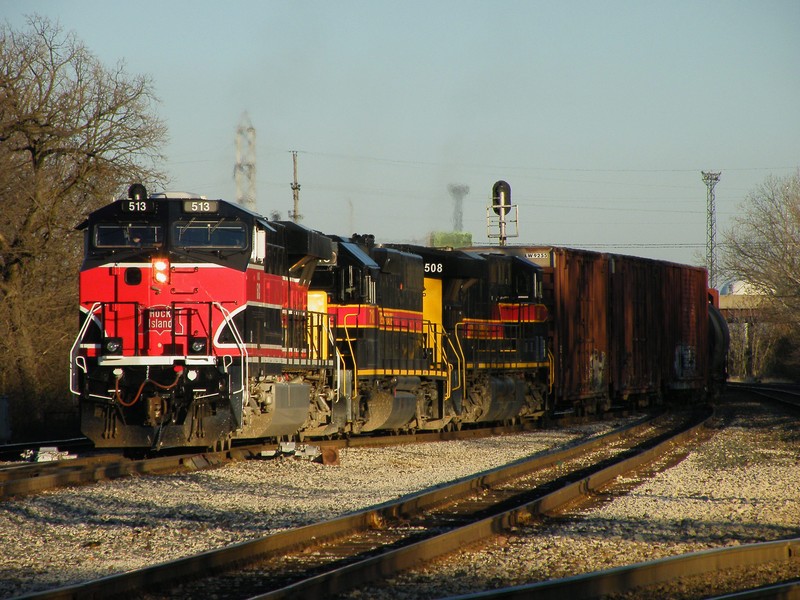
[475,246,729,414]
[70,185,727,451]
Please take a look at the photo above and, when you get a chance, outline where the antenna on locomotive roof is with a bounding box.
[487,180,519,246]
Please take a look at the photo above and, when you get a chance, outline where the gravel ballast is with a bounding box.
[0,424,611,598]
[355,398,800,599]
[2,397,799,600]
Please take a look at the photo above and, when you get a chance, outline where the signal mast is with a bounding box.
[486,180,519,246]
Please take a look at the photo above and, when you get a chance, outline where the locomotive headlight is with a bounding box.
[151,258,170,284]
[189,337,207,354]
[104,337,123,355]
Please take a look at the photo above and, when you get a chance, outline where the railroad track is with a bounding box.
[0,421,544,500]
[0,437,93,462]
[15,407,713,600]
[0,449,234,500]
[727,381,800,412]
[441,387,800,600]
[445,537,800,599]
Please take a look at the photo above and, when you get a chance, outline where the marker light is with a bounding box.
[152,258,170,284]
[104,337,123,355]
[189,337,208,354]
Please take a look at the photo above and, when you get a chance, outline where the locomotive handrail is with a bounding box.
[342,311,359,387]
[327,318,347,403]
[453,322,469,402]
[423,321,449,378]
[442,332,462,400]
[69,302,103,396]
[213,302,248,428]
[326,318,355,429]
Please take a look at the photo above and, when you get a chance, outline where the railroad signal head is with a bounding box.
[492,180,511,216]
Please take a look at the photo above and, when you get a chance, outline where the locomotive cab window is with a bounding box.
[172,219,247,249]
[94,223,163,248]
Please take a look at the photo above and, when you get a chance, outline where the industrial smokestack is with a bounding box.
[447,183,470,232]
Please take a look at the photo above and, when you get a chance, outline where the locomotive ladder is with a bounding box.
[69,302,103,397]
[327,323,353,424]
[213,302,249,429]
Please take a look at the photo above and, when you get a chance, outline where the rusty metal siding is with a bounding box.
[608,255,663,402]
[471,244,712,408]
[522,247,609,408]
[661,263,709,391]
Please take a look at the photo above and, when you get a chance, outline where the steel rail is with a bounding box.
[249,407,713,600]
[709,577,800,599]
[0,419,565,500]
[12,409,705,600]
[0,451,228,500]
[726,382,800,412]
[443,538,800,600]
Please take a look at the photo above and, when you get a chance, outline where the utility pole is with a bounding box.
[234,114,256,212]
[289,150,302,223]
[702,171,721,289]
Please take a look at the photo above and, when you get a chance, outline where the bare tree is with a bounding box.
[0,15,167,435]
[722,172,800,311]
[721,171,800,379]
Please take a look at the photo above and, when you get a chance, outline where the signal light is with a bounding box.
[492,180,512,216]
[152,258,170,284]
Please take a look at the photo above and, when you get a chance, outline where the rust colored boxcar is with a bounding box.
[607,254,664,406]
[499,246,711,414]
[659,261,710,396]
[513,247,610,411]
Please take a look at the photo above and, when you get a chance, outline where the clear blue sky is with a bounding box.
[5,1,799,266]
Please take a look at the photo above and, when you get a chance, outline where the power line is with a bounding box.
[297,149,794,174]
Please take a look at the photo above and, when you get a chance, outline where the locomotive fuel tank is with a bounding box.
[480,377,526,422]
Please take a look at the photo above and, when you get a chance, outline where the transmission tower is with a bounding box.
[702,171,721,289]
[235,114,256,212]
[289,150,302,223]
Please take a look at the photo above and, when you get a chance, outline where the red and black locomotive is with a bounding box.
[71,184,335,450]
[70,184,727,451]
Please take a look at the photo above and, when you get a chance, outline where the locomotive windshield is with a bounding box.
[94,223,163,248]
[172,219,247,249]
